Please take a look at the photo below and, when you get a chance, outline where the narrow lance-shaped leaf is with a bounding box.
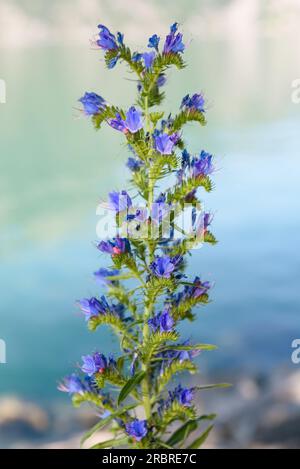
[187,424,214,449]
[118,371,146,406]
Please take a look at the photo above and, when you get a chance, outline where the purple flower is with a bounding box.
[58,374,85,394]
[125,419,148,441]
[181,93,205,113]
[142,51,155,70]
[108,190,132,212]
[117,32,124,46]
[203,213,213,231]
[108,355,117,369]
[192,150,214,178]
[148,34,160,51]
[107,55,120,69]
[111,302,125,318]
[109,107,143,134]
[94,268,119,286]
[79,92,106,116]
[150,255,183,279]
[163,23,185,55]
[158,384,195,416]
[154,133,176,155]
[127,157,143,172]
[109,113,127,132]
[169,385,195,406]
[171,277,211,307]
[124,106,143,133]
[181,149,190,168]
[156,74,166,87]
[191,277,211,298]
[159,340,201,376]
[77,296,109,320]
[97,237,131,256]
[148,309,174,333]
[81,352,107,376]
[97,25,118,51]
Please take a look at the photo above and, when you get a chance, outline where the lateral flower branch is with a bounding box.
[59,22,228,449]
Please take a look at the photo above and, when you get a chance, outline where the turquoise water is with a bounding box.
[1,39,300,401]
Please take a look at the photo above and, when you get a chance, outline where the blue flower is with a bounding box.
[125,419,148,441]
[97,237,131,256]
[192,151,214,178]
[108,55,120,69]
[154,133,177,155]
[150,255,183,279]
[58,374,85,394]
[132,51,155,70]
[158,384,195,416]
[94,268,119,285]
[117,32,124,46]
[191,277,211,298]
[79,92,106,116]
[81,352,107,376]
[148,34,160,51]
[148,309,174,333]
[97,25,118,51]
[171,277,211,306]
[108,354,117,369]
[181,93,205,113]
[109,113,127,132]
[127,157,143,172]
[156,74,166,87]
[109,107,143,134]
[78,296,109,320]
[163,23,185,54]
[170,385,195,406]
[124,106,143,133]
[142,51,155,70]
[203,213,213,231]
[108,190,132,212]
[111,302,125,318]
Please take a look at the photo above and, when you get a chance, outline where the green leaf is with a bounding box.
[187,424,214,449]
[195,383,231,391]
[166,414,216,447]
[91,436,128,449]
[162,343,217,352]
[118,371,146,406]
[81,415,113,447]
[166,420,197,447]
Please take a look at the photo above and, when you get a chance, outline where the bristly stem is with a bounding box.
[141,90,153,420]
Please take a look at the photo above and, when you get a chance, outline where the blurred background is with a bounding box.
[0,0,300,448]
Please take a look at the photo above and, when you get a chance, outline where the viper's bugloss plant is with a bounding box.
[59,22,229,449]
